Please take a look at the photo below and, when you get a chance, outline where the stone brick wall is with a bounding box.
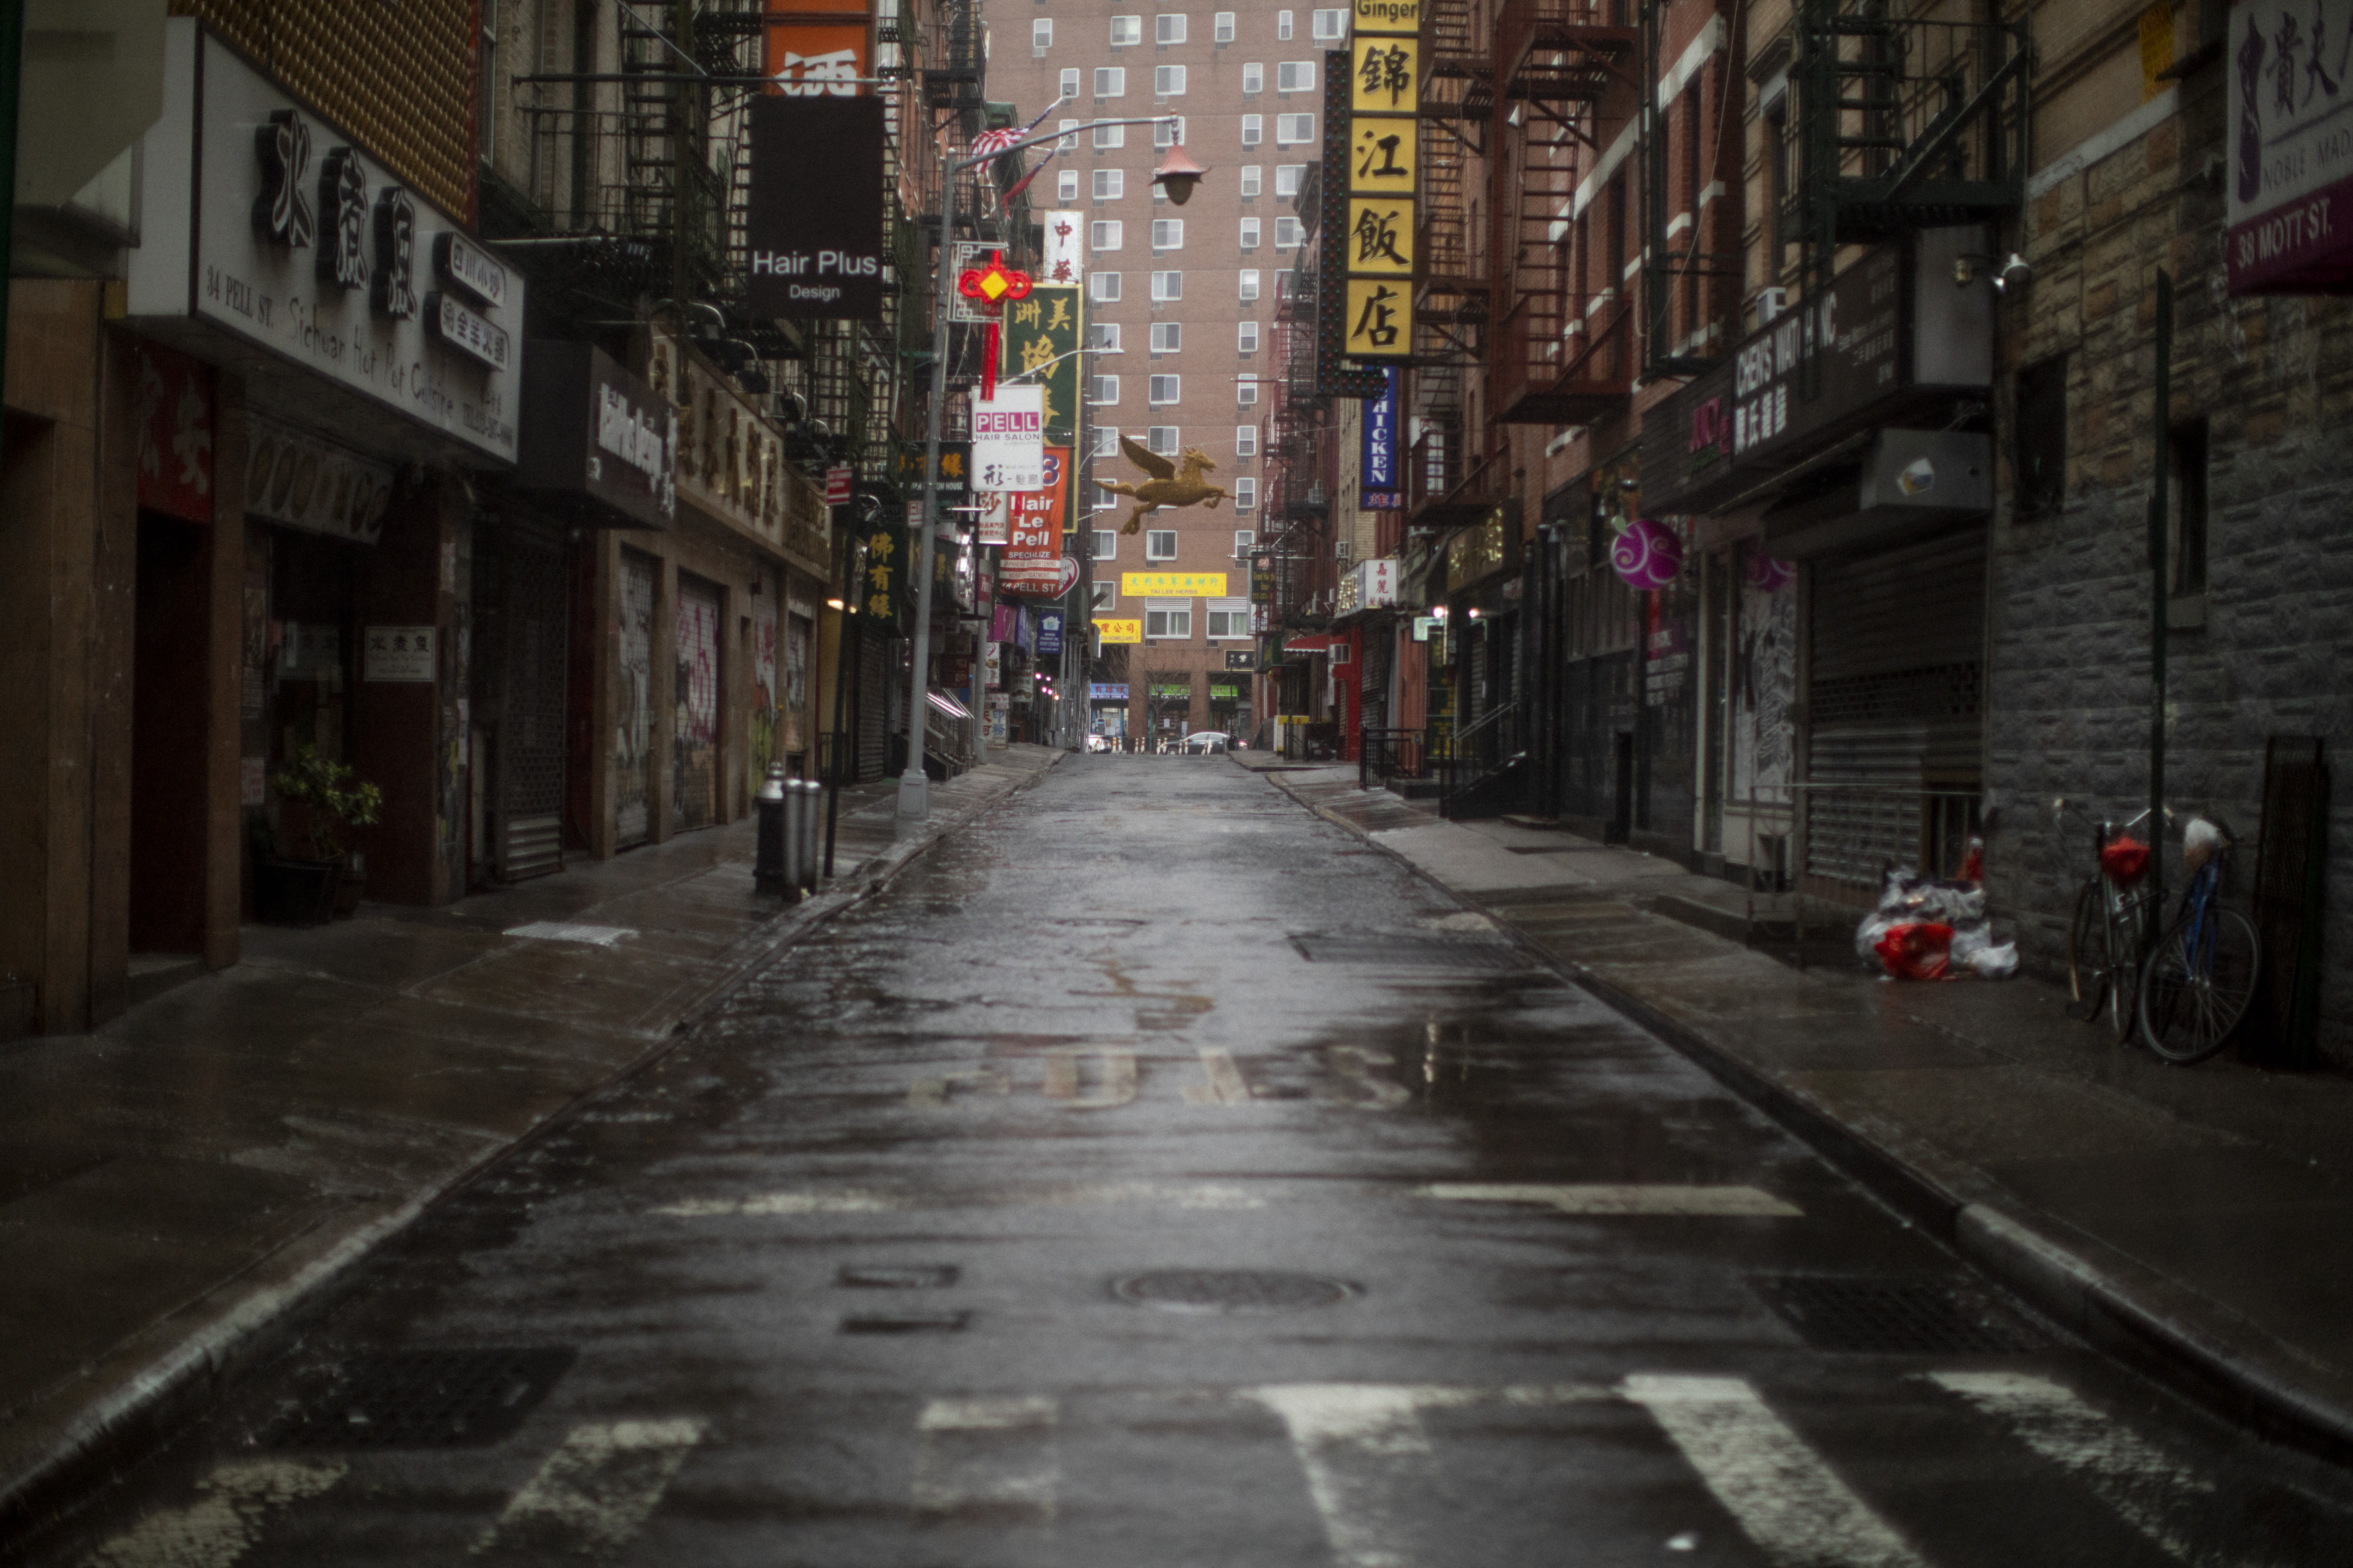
[1983,69,2353,1065]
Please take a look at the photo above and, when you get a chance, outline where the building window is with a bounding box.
[1207,598,1251,638]
[1214,11,1236,42]
[1089,322,1123,350]
[1149,374,1182,404]
[1151,270,1184,301]
[1033,18,1053,52]
[1274,216,1303,248]
[1150,321,1183,352]
[1275,163,1306,198]
[1154,116,1187,149]
[1091,219,1124,251]
[1238,321,1261,353]
[1148,426,1181,455]
[1234,477,1257,510]
[1091,271,1123,302]
[1240,216,1261,249]
[1060,118,1081,149]
[1145,599,1193,637]
[1058,168,1080,202]
[1276,60,1314,92]
[1236,425,1258,458]
[1241,114,1263,146]
[1094,168,1125,200]
[1110,15,1143,46]
[1277,9,1293,40]
[1060,67,1080,99]
[1236,380,1259,407]
[1095,65,1127,95]
[1094,122,1126,149]
[1156,64,1187,96]
[1312,7,1348,40]
[1156,13,1187,44]
[2015,356,2066,519]
[1146,530,1180,559]
[2170,418,2210,600]
[1274,267,1293,300]
[1092,581,1119,612]
[1275,113,1314,144]
[1092,529,1118,561]
[1152,218,1185,250]
[1094,425,1122,456]
[1242,61,1265,93]
[1238,268,1260,302]
[1240,164,1263,198]
[1090,374,1121,404]
[1233,528,1256,555]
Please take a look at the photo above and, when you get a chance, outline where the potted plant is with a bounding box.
[254,745,383,926]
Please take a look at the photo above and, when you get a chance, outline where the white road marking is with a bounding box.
[912,1395,1060,1520]
[1928,1370,2240,1565]
[471,1417,706,1559]
[1624,1374,1929,1568]
[655,1182,1263,1216]
[1249,1385,1434,1568]
[1183,1046,1253,1104]
[502,921,636,946]
[1328,1046,1410,1110]
[653,1190,903,1217]
[79,1459,346,1568]
[1041,1046,1138,1108]
[1419,1183,1803,1217]
[908,1065,1012,1106]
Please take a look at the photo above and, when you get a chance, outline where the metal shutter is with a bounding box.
[614,549,657,848]
[673,575,723,831]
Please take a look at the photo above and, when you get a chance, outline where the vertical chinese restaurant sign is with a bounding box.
[135,341,214,523]
[998,447,1072,597]
[2227,0,2353,293]
[1041,211,1086,285]
[1000,284,1084,446]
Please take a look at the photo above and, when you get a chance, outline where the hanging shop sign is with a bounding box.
[1339,556,1398,612]
[1090,683,1130,701]
[1610,518,1685,589]
[1000,446,1074,597]
[244,413,397,543]
[857,504,910,625]
[1097,618,1144,644]
[516,341,677,528]
[1444,509,1511,593]
[972,384,1047,493]
[763,0,871,96]
[1337,34,1415,364]
[1224,650,1257,671]
[1002,284,1084,446]
[124,22,523,464]
[746,95,887,319]
[1122,571,1228,596]
[1041,210,1085,284]
[900,440,971,500]
[1037,612,1065,657]
[1352,0,1419,29]
[1360,366,1401,507]
[134,340,214,524]
[648,331,824,565]
[975,490,1012,546]
[2227,0,2353,292]
[362,625,436,682]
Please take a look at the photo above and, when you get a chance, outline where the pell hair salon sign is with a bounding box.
[126,21,524,463]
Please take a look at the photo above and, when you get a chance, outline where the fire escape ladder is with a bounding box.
[1419,0,1495,149]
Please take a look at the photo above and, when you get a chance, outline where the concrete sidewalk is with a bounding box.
[1261,763,2353,1461]
[0,745,1064,1530]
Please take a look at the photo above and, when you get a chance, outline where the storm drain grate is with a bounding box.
[1114,1270,1357,1314]
[838,1264,960,1290]
[1290,934,1524,971]
[1751,1277,2044,1354]
[262,1347,577,1449]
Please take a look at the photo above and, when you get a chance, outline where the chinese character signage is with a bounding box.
[362,626,436,682]
[747,96,887,319]
[1361,365,1400,505]
[134,341,214,524]
[859,507,910,624]
[973,384,1047,492]
[1096,618,1144,644]
[1042,210,1086,284]
[1350,34,1419,115]
[1324,40,1413,367]
[2227,0,2353,293]
[900,440,971,499]
[1001,283,1083,444]
[764,0,869,95]
[1090,682,1130,700]
[1121,571,1229,596]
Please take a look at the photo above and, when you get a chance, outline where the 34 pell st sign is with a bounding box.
[746,97,886,319]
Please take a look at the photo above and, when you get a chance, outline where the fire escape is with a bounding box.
[1405,0,1493,536]
[1269,253,1333,636]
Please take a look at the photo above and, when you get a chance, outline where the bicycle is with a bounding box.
[2056,799,2166,1041]
[2135,817,2263,1065]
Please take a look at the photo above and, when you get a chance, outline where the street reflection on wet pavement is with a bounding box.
[29,757,2353,1567]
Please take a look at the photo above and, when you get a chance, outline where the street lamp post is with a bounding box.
[898,118,1205,821]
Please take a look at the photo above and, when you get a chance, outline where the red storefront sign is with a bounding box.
[998,446,1072,597]
[134,341,214,524]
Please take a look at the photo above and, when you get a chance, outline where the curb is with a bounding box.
[1255,768,2353,1468]
[0,753,1062,1542]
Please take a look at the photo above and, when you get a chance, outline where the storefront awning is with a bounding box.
[927,690,972,720]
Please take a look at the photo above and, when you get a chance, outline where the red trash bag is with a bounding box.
[2099,835,2150,886]
[1873,921,1955,981]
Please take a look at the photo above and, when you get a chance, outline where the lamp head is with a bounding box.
[1152,143,1210,206]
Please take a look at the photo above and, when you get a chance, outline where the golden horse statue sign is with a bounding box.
[1096,435,1230,534]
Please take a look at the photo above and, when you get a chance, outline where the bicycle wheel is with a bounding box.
[2106,886,2154,1042]
[2137,904,2262,1065]
[2065,879,2108,1022]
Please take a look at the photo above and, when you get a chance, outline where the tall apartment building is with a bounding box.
[994,2,1357,741]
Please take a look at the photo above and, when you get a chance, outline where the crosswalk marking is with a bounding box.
[1250,1385,1435,1568]
[1042,1046,1139,1108]
[1927,1371,2240,1566]
[470,1418,706,1559]
[912,1395,1060,1521]
[1183,1046,1253,1103]
[1421,1183,1803,1216]
[1624,1374,1930,1568]
[79,1459,346,1568]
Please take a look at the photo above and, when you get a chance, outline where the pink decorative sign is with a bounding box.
[1743,548,1795,593]
[1610,517,1683,589]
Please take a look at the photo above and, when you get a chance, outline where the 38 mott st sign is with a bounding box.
[747,97,887,320]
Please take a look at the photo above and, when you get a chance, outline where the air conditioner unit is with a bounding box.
[1753,287,1790,326]
[1333,538,1351,561]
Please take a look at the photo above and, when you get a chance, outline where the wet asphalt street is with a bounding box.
[29,757,2353,1567]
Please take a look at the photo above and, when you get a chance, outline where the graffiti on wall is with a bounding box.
[785,612,811,757]
[751,584,780,794]
[674,579,721,830]
[1733,542,1798,802]
[616,552,656,845]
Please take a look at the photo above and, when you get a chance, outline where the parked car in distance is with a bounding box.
[1181,731,1233,754]
[1086,734,1113,753]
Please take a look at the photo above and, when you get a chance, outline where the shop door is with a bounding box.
[474,518,569,880]
[673,575,722,831]
[750,586,779,798]
[1804,527,1987,891]
[615,549,657,847]
[130,514,215,953]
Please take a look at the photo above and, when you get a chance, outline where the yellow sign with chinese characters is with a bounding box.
[1346,198,1414,276]
[1096,618,1144,644]
[1121,571,1229,597]
[1349,118,1416,196]
[1351,36,1419,116]
[1352,0,1421,35]
[1343,278,1412,360]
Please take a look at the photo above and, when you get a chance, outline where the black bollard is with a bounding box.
[755,764,791,898]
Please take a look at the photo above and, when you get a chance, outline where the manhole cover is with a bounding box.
[1289,934,1523,971]
[1751,1277,2043,1354]
[262,1347,576,1449]
[1113,1270,1357,1314]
